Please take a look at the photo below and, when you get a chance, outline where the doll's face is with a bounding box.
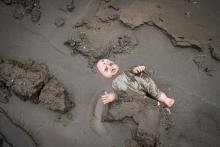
[97,59,119,78]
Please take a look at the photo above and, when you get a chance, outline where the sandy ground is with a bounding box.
[0,0,220,147]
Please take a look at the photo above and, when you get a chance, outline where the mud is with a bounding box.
[30,7,41,23]
[0,81,11,104]
[1,0,41,22]
[0,132,13,147]
[193,55,214,76]
[123,139,140,147]
[0,59,74,113]
[117,0,220,60]
[74,19,89,28]
[96,0,119,23]
[0,0,220,147]
[0,107,38,147]
[209,41,220,61]
[0,59,49,102]
[54,17,65,27]
[64,30,137,68]
[66,0,75,12]
[39,78,74,113]
[102,95,171,147]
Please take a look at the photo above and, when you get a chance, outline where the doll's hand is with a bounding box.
[101,91,116,104]
[132,66,145,74]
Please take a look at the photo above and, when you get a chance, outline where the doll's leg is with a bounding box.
[135,76,175,107]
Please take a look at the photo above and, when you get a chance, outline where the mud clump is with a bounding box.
[54,17,65,27]
[59,0,75,13]
[97,8,118,23]
[1,0,41,22]
[0,59,49,102]
[209,42,220,61]
[108,31,138,54]
[39,78,74,113]
[0,81,11,104]
[13,4,25,19]
[93,0,119,23]
[98,13,118,23]
[193,55,214,76]
[74,19,89,28]
[31,7,41,23]
[131,106,160,147]
[73,19,101,30]
[119,7,145,29]
[0,59,74,113]
[66,0,75,12]
[64,31,138,68]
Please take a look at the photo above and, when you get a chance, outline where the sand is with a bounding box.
[0,0,220,147]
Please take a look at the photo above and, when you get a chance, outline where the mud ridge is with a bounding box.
[152,22,202,51]
[209,44,220,61]
[0,107,39,147]
[119,19,202,51]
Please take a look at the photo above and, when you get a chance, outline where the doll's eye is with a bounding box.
[109,63,113,66]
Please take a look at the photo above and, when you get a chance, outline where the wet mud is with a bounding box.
[0,81,11,104]
[116,0,220,61]
[102,94,171,147]
[64,30,137,68]
[0,0,220,147]
[1,0,41,22]
[0,107,38,147]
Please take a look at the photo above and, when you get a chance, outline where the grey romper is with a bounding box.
[112,68,161,101]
